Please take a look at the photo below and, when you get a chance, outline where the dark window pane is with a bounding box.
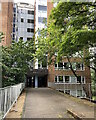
[27,19,34,23]
[13,28,15,32]
[28,10,34,14]
[21,18,24,22]
[65,90,70,95]
[65,76,69,83]
[38,5,47,11]
[55,63,57,68]
[27,38,32,41]
[13,8,16,12]
[64,63,69,69]
[13,18,15,23]
[27,28,34,33]
[58,76,63,82]
[58,62,63,69]
[55,76,57,82]
[20,37,23,40]
[77,76,81,83]
[76,63,81,70]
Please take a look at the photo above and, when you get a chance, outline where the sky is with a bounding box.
[14,0,34,5]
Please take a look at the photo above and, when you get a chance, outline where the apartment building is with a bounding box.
[0,2,13,46]
[0,0,91,98]
[12,2,34,42]
[26,0,91,98]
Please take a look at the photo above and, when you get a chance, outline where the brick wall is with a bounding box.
[0,2,13,46]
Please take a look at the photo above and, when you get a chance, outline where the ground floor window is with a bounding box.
[77,76,81,83]
[77,90,82,97]
[55,76,58,82]
[58,76,63,82]
[65,76,70,83]
[65,90,70,95]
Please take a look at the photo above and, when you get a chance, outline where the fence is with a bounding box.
[48,82,96,100]
[0,83,25,120]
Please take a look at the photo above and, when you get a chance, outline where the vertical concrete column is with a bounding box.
[35,76,38,88]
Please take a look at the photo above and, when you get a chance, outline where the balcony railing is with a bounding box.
[0,83,25,119]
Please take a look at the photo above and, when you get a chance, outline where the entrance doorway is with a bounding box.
[26,76,35,87]
[38,76,47,87]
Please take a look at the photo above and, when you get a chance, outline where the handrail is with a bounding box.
[0,83,25,120]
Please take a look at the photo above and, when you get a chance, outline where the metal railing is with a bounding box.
[48,82,96,100]
[0,83,25,120]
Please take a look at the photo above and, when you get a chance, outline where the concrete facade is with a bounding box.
[12,3,34,42]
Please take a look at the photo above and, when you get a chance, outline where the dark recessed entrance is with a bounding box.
[38,76,47,87]
[26,76,35,87]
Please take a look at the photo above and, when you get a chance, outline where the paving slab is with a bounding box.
[23,88,95,119]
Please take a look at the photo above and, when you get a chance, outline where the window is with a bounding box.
[21,18,24,22]
[76,63,81,70]
[20,37,23,40]
[38,17,47,23]
[82,77,85,83]
[64,63,69,69]
[58,62,63,69]
[13,34,15,38]
[27,28,34,33]
[13,28,15,32]
[65,90,70,95]
[65,76,70,83]
[27,19,34,23]
[81,63,84,70]
[72,63,76,70]
[38,5,47,11]
[71,76,76,83]
[13,18,15,23]
[14,14,16,17]
[77,76,81,83]
[13,24,15,28]
[58,76,63,82]
[38,63,40,68]
[13,8,16,12]
[28,10,34,15]
[55,76,58,82]
[27,38,32,41]
[77,90,82,97]
[55,63,57,68]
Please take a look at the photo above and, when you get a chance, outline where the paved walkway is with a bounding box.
[23,88,95,118]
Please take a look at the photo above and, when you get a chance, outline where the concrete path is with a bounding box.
[23,88,95,118]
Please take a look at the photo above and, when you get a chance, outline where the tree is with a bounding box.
[37,1,96,74]
[2,39,35,87]
[36,2,96,98]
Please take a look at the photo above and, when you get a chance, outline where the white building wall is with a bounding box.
[13,3,34,42]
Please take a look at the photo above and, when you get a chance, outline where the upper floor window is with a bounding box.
[28,10,34,15]
[77,76,81,83]
[64,63,69,69]
[27,38,32,41]
[38,5,47,11]
[55,76,58,83]
[58,62,63,69]
[27,19,34,23]
[21,18,24,22]
[58,76,63,83]
[27,28,34,33]
[13,8,16,13]
[38,17,47,23]
[65,76,70,83]
[20,37,23,40]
